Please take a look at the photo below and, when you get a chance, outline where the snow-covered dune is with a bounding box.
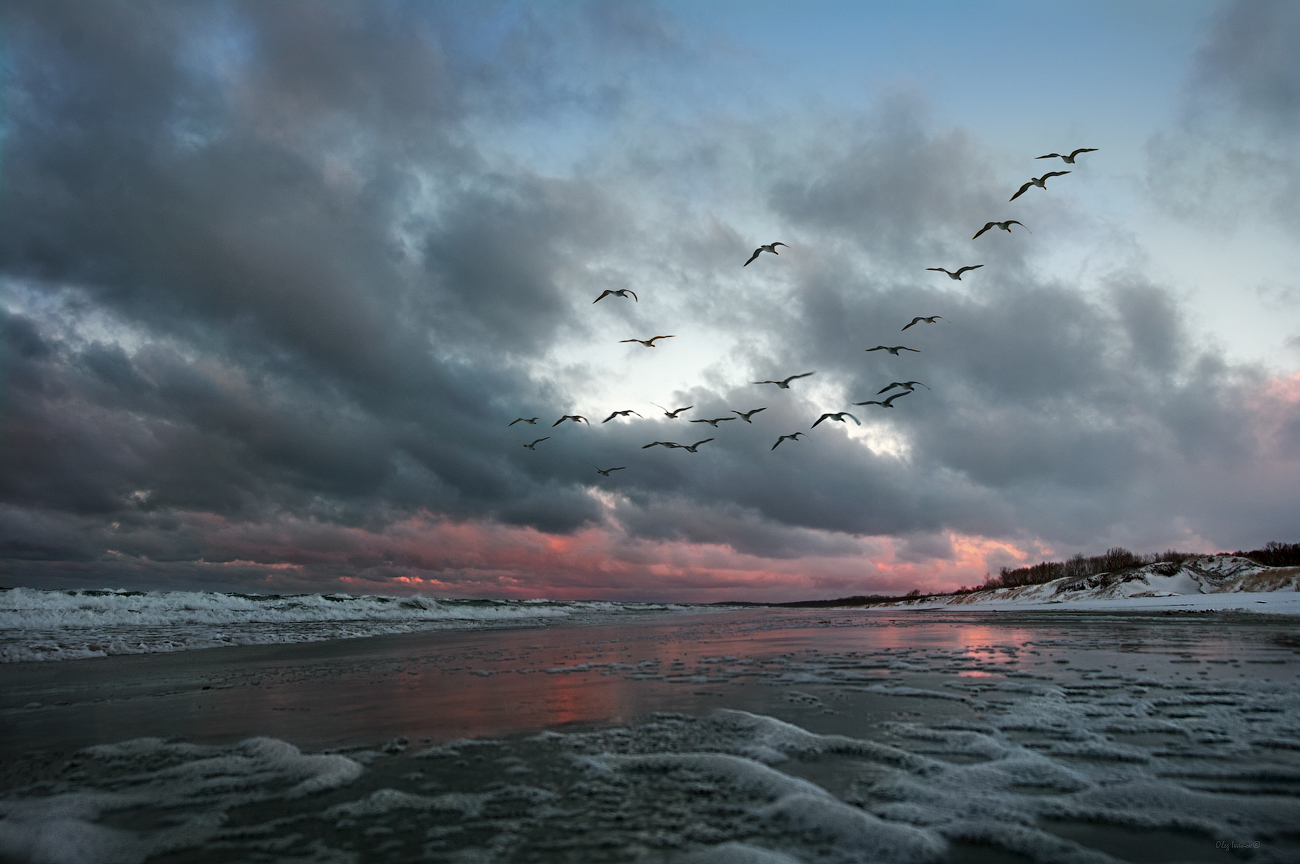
[904,556,1300,613]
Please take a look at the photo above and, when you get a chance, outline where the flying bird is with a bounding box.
[584,462,627,476]
[812,412,860,428]
[652,403,693,418]
[973,220,1030,239]
[691,417,735,427]
[926,266,982,280]
[732,408,767,423]
[877,381,929,394]
[621,335,676,347]
[642,441,682,449]
[593,288,638,304]
[553,415,589,427]
[866,346,919,355]
[855,392,910,408]
[522,438,550,449]
[901,316,946,331]
[754,372,815,389]
[602,410,642,423]
[771,432,806,450]
[680,439,715,453]
[1036,148,1097,164]
[1010,171,1070,202]
[508,417,539,426]
[743,242,788,266]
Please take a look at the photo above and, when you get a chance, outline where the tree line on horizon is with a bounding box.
[970,541,1300,594]
[754,541,1300,607]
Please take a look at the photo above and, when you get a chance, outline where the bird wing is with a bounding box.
[772,242,788,248]
[552,418,565,426]
[878,383,901,394]
[577,416,589,423]
[533,438,550,445]
[619,339,640,344]
[1069,148,1097,158]
[784,372,814,383]
[865,346,885,352]
[925,268,946,274]
[1010,181,1033,201]
[1043,171,1070,180]
[609,467,626,472]
[1035,153,1063,160]
[812,414,830,428]
[1008,220,1030,232]
[692,439,714,449]
[956,265,982,275]
[593,290,612,303]
[509,418,523,426]
[900,347,920,352]
[627,290,638,302]
[743,248,762,266]
[602,413,617,423]
[973,222,995,239]
[901,318,921,332]
[845,412,860,425]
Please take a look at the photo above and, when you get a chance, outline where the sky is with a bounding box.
[1,0,1298,602]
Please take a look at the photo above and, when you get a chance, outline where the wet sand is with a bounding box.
[2,608,1299,863]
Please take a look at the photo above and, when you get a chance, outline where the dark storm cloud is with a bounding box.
[1,0,1296,594]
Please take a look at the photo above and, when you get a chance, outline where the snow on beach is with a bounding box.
[895,556,1300,615]
[0,588,691,663]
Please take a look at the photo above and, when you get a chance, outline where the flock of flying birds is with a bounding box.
[513,148,1097,475]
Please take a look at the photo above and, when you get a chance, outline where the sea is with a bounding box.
[1,587,1298,863]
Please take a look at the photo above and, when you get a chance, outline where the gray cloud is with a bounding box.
[1147,0,1300,233]
[1,1,1297,595]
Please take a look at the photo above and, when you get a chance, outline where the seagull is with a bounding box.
[877,381,929,394]
[1010,171,1070,202]
[522,437,550,449]
[901,316,946,331]
[732,408,767,423]
[771,432,806,450]
[866,345,919,355]
[973,220,1030,239]
[926,266,982,281]
[744,242,787,266]
[621,335,675,347]
[508,417,539,426]
[1036,148,1097,164]
[642,441,682,449]
[652,403,693,418]
[593,288,638,304]
[754,372,815,389]
[680,438,715,453]
[855,392,910,408]
[584,462,627,476]
[553,415,589,427]
[602,410,642,423]
[691,417,735,428]
[812,412,860,428]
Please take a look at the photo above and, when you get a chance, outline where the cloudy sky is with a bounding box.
[1,0,1297,602]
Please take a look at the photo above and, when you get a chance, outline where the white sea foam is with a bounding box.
[0,587,690,662]
[6,685,1297,863]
